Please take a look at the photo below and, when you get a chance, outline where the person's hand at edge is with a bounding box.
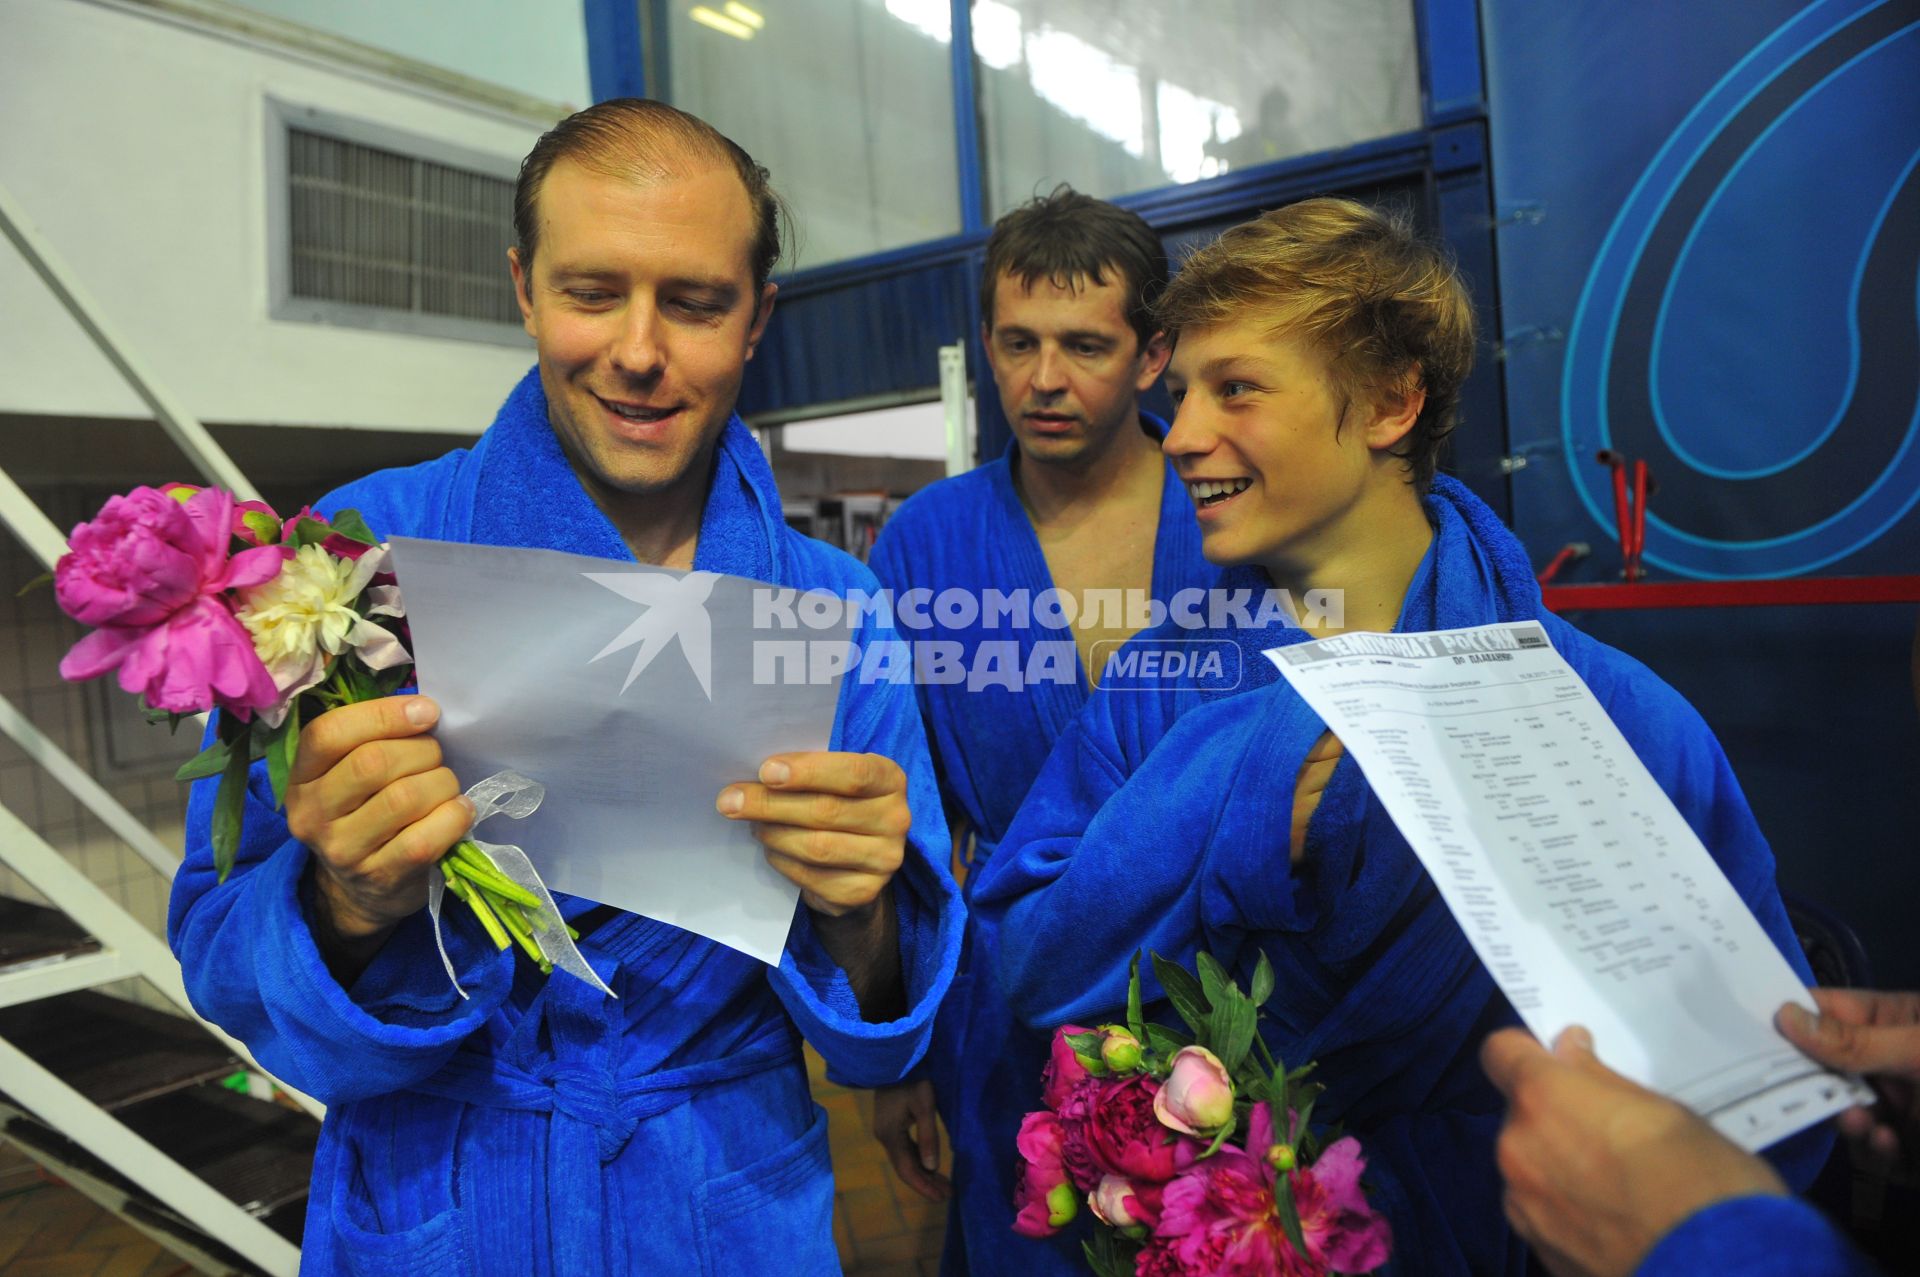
[1777,989,1920,1176]
[872,1077,951,1202]
[1482,1024,1786,1277]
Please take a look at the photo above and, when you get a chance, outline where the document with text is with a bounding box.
[1267,621,1870,1150]
[392,537,854,966]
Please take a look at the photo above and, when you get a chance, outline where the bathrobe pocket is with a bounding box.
[695,1105,838,1276]
[327,1096,473,1276]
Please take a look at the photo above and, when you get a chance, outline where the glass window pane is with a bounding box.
[974,0,1421,214]
[223,0,591,107]
[667,0,963,270]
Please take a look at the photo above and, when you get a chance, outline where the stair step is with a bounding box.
[0,895,100,970]
[0,1081,316,1219]
[257,1192,310,1245]
[0,989,240,1110]
[117,1084,318,1216]
[0,1091,309,1273]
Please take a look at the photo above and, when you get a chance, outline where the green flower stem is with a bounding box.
[492,896,548,967]
[446,841,542,908]
[446,870,511,951]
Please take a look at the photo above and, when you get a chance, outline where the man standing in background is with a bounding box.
[866,186,1216,1274]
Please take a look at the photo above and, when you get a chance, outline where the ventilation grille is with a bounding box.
[286,128,518,325]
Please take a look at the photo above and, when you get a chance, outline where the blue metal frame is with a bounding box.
[949,0,986,232]
[583,0,646,102]
[1416,0,1487,125]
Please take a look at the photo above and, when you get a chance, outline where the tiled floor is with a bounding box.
[0,1060,946,1276]
[0,1147,190,1277]
[808,1047,949,1277]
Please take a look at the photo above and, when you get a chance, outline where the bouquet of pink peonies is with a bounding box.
[50,483,573,975]
[1013,952,1392,1277]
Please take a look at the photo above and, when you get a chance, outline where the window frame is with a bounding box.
[602,0,1481,278]
[263,97,532,348]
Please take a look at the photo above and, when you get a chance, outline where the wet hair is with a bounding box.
[1156,196,1476,490]
[981,184,1170,348]
[513,97,788,293]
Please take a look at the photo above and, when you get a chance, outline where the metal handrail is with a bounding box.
[0,180,259,500]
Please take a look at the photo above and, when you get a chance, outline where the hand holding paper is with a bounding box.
[720,749,911,1019]
[717,750,910,917]
[1482,1024,1788,1277]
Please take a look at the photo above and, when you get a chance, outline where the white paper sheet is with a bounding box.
[1266,622,1871,1150]
[389,537,854,966]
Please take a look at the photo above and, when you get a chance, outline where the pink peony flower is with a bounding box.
[1043,1025,1094,1109]
[1012,1111,1077,1237]
[1085,1074,1188,1184]
[1142,1106,1391,1277]
[1155,1045,1236,1137]
[56,487,284,716]
[1292,1137,1392,1273]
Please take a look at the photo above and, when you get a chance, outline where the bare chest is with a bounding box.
[1035,520,1159,686]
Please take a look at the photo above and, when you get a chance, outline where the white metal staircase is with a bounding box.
[0,178,321,1276]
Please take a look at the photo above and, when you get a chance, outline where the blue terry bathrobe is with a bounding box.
[971,476,1831,1276]
[1637,1197,1877,1277]
[167,370,963,1276]
[867,420,1216,1276]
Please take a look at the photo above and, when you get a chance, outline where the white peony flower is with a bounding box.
[235,543,408,726]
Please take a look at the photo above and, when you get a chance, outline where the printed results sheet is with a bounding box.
[1267,621,1870,1150]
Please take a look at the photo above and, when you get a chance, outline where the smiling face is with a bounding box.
[984,270,1169,470]
[509,157,775,518]
[1163,319,1422,579]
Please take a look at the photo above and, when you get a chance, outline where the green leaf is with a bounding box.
[175,738,232,782]
[265,700,300,808]
[290,515,332,548]
[1125,951,1145,1043]
[1273,1167,1311,1262]
[1063,1030,1103,1056]
[1214,991,1257,1074]
[1151,952,1212,1039]
[15,570,52,598]
[1199,1110,1238,1159]
[324,508,378,545]
[1144,1023,1192,1061]
[1291,1091,1318,1146]
[211,741,252,883]
[1082,1229,1142,1277]
[1195,950,1231,1009]
[1251,950,1275,1007]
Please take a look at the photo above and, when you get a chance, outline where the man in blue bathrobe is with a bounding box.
[865,187,1217,1274]
[168,99,961,1275]
[970,197,1831,1275]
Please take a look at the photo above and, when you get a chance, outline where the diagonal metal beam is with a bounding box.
[0,179,259,500]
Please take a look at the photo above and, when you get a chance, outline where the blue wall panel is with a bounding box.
[738,253,978,416]
[1485,0,1920,984]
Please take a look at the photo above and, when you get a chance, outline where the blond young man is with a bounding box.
[973,198,1828,1275]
